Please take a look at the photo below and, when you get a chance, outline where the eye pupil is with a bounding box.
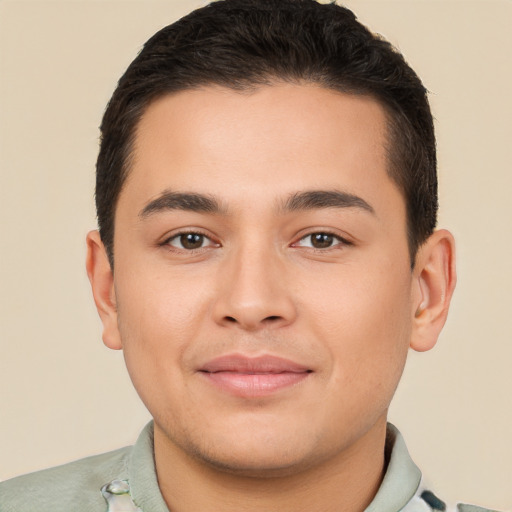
[311,233,334,248]
[180,233,204,249]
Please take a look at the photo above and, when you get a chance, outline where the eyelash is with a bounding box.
[161,230,219,253]
[161,230,351,253]
[293,231,352,251]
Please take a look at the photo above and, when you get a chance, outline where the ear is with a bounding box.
[86,230,122,350]
[410,229,457,352]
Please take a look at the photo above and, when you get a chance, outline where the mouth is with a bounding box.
[198,354,313,397]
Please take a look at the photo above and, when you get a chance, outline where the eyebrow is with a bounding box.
[282,190,375,214]
[139,191,227,218]
[139,188,375,219]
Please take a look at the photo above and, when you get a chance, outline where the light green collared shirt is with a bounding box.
[0,422,496,512]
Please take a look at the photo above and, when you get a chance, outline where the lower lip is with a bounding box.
[201,371,310,397]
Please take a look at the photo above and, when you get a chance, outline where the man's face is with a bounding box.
[111,84,416,474]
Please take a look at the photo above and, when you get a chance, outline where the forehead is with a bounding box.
[121,84,402,218]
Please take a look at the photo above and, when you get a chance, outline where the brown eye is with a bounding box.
[168,232,210,250]
[181,233,204,249]
[310,233,334,248]
[295,232,346,250]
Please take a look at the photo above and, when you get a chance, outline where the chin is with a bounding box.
[188,443,314,478]
[165,418,323,477]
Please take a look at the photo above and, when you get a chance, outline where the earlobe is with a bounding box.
[85,230,123,350]
[410,229,457,352]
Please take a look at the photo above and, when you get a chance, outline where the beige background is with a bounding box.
[0,0,511,509]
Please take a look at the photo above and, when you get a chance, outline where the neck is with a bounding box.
[154,417,388,512]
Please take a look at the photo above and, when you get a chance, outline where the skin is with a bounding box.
[87,84,456,512]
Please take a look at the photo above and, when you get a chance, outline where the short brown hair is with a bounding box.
[96,0,437,268]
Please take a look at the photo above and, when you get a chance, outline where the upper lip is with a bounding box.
[200,354,312,374]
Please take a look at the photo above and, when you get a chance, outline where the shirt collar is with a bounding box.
[126,421,421,512]
[128,421,170,512]
[365,423,422,511]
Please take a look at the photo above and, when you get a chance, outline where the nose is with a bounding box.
[212,243,297,331]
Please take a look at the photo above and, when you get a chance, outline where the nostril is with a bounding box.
[223,315,282,325]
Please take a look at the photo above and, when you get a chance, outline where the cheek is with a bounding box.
[301,261,412,386]
[114,269,212,384]
[117,263,211,335]
[114,275,210,424]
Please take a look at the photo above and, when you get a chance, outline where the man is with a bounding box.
[0,1,496,511]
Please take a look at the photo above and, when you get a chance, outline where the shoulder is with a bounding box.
[456,505,503,512]
[404,487,502,512]
[0,446,132,512]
